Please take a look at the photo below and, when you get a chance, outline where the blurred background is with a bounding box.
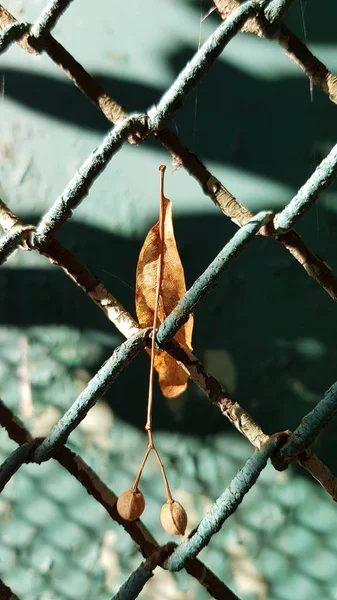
[1,0,337,598]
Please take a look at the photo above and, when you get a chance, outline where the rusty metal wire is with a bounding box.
[0,20,29,53]
[1,0,337,598]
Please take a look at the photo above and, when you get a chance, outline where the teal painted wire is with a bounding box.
[165,438,280,571]
[274,142,337,233]
[156,211,271,346]
[0,443,33,492]
[111,544,176,600]
[32,328,149,462]
[280,381,337,464]
[30,0,75,39]
[264,0,296,23]
[0,228,23,266]
[147,0,263,129]
[32,114,145,247]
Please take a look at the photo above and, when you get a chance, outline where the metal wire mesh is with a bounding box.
[1,0,337,598]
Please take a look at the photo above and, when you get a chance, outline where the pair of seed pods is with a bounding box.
[117,488,187,536]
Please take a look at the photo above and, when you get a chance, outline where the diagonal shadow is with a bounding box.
[2,54,337,192]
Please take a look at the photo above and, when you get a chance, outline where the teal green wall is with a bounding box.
[1,1,337,598]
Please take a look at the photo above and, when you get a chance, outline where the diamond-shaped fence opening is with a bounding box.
[1,1,337,599]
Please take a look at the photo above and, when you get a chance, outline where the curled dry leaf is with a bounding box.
[135,167,193,398]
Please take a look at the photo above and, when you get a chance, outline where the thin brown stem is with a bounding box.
[153,446,173,503]
[140,166,173,503]
[145,165,166,433]
[133,446,151,491]
[133,166,173,499]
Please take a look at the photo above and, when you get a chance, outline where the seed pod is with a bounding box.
[116,488,145,521]
[160,500,187,536]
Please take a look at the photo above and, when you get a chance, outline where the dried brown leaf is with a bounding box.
[136,174,193,398]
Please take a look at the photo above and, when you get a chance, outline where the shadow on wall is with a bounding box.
[2,206,337,472]
[2,35,337,190]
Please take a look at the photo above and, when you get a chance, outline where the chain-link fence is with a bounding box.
[1,0,337,598]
